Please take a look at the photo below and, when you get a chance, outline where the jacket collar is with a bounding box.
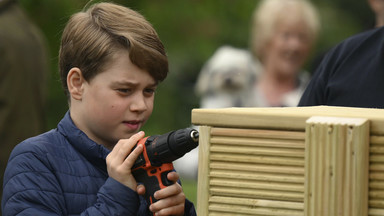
[57,111,110,170]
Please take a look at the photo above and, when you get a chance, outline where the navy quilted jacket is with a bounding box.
[2,112,196,215]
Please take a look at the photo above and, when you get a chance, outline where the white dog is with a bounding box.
[195,45,261,108]
[174,46,261,180]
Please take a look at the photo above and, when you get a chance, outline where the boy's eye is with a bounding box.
[144,88,156,95]
[117,88,132,94]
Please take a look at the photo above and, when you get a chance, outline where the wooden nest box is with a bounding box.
[191,106,384,216]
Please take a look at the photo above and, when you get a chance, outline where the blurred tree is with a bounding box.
[18,0,374,135]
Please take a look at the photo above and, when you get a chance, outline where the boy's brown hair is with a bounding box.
[59,2,168,99]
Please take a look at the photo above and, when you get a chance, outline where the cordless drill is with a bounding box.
[132,127,199,205]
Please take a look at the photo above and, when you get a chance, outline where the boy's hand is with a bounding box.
[106,131,145,191]
[149,172,185,216]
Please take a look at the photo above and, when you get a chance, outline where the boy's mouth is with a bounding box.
[123,120,142,130]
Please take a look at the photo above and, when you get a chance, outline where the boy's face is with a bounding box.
[73,50,157,149]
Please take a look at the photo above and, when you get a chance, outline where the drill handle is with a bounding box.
[133,163,175,205]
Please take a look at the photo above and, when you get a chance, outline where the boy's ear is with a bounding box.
[67,67,85,100]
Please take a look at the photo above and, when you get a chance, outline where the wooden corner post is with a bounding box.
[196,126,211,215]
[305,116,370,216]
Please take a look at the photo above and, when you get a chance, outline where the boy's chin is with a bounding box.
[119,131,139,139]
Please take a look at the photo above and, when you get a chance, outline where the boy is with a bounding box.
[2,2,196,216]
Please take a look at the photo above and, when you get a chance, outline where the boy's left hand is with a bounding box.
[149,172,185,216]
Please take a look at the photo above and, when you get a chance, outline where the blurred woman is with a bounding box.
[249,0,320,107]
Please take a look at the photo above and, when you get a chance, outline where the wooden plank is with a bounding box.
[209,196,304,210]
[209,187,303,202]
[371,136,384,144]
[209,212,250,216]
[369,190,384,199]
[210,178,304,192]
[211,127,305,140]
[192,106,384,135]
[370,164,384,172]
[369,208,384,216]
[210,153,304,166]
[208,203,303,216]
[209,162,304,175]
[304,116,369,216]
[369,199,384,208]
[210,136,305,149]
[196,126,211,216]
[369,180,384,189]
[210,170,304,183]
[370,172,384,180]
[370,155,384,163]
[210,145,304,157]
[370,146,384,153]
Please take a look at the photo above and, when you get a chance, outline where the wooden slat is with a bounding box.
[370,155,384,163]
[371,136,384,144]
[192,106,384,135]
[209,212,249,216]
[210,178,304,192]
[210,145,304,157]
[210,136,305,149]
[211,127,305,140]
[210,162,304,175]
[369,190,384,199]
[209,196,304,210]
[369,208,384,216]
[370,172,384,180]
[210,153,304,166]
[370,163,384,172]
[369,199,384,208]
[369,180,384,189]
[370,146,384,154]
[208,203,303,216]
[209,187,303,202]
[210,170,304,183]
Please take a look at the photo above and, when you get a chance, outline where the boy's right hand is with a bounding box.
[106,131,145,191]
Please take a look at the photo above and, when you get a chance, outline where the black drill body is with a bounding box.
[132,128,199,205]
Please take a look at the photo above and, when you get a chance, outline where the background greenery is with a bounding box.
[19,0,374,134]
[18,0,374,205]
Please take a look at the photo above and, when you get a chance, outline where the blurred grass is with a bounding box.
[181,179,198,205]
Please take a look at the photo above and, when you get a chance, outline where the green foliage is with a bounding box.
[181,178,197,205]
[18,0,374,134]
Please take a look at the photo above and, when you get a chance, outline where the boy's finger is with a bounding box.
[154,181,182,200]
[150,196,185,215]
[136,184,146,195]
[115,131,145,160]
[124,144,143,167]
[166,171,179,183]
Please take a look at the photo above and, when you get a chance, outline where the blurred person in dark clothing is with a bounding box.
[0,0,49,203]
[298,26,384,108]
[299,0,384,108]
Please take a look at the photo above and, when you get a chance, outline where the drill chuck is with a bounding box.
[145,128,199,166]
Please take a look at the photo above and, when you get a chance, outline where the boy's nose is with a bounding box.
[130,93,148,112]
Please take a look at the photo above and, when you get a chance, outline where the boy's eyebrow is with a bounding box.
[111,80,158,87]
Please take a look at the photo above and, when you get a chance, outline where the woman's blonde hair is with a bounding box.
[59,2,168,98]
[250,0,320,61]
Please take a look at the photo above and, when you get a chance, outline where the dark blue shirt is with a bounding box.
[299,26,384,108]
